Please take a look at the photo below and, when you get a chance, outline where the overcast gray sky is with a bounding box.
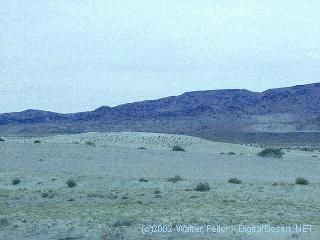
[1,0,320,113]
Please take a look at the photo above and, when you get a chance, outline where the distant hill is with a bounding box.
[1,83,320,144]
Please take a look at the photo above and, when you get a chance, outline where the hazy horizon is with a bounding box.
[1,1,320,113]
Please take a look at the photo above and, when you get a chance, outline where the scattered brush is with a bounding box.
[66,179,77,188]
[194,182,210,192]
[228,178,242,184]
[295,177,309,185]
[257,148,284,158]
[172,145,185,152]
[167,175,183,183]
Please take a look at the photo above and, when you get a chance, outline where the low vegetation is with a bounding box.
[194,182,210,192]
[34,140,41,144]
[12,178,21,185]
[85,141,95,146]
[257,148,284,158]
[295,177,309,185]
[66,179,77,188]
[0,137,5,142]
[228,177,242,184]
[167,175,183,183]
[172,145,185,152]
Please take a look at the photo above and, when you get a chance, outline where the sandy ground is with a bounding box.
[0,132,319,240]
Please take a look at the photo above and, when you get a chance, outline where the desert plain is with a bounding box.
[0,132,319,240]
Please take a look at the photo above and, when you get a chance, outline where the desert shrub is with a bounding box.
[139,178,148,182]
[113,219,133,227]
[228,152,236,155]
[12,178,21,185]
[172,145,185,152]
[0,137,5,142]
[228,178,242,184]
[272,182,286,186]
[257,148,284,158]
[66,179,77,187]
[167,175,183,183]
[41,191,55,198]
[85,141,95,146]
[34,140,41,144]
[295,177,309,185]
[194,182,210,192]
[41,192,49,198]
[301,147,313,152]
[153,189,161,194]
[0,218,9,227]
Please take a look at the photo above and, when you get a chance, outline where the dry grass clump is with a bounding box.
[167,175,183,183]
[194,182,210,192]
[257,148,284,158]
[295,177,309,185]
[172,145,185,152]
[228,177,242,184]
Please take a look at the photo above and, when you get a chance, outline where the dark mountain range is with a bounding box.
[1,82,320,145]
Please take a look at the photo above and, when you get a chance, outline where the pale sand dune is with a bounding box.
[0,132,319,239]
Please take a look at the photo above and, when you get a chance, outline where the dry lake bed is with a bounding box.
[0,132,319,239]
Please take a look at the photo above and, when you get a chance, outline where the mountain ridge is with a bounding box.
[1,82,320,141]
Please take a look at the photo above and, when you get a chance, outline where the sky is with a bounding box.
[1,0,320,113]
